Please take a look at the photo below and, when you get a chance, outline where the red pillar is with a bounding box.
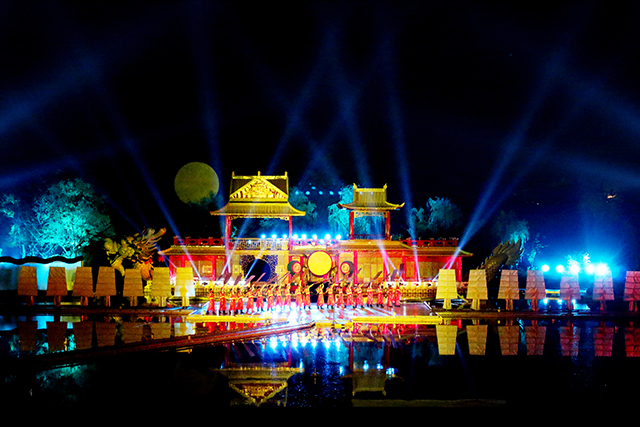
[349,211,355,240]
[385,211,391,240]
[225,216,231,250]
[352,250,359,284]
[288,216,293,250]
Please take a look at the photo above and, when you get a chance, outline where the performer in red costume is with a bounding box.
[282,284,290,312]
[229,286,237,315]
[275,284,283,311]
[256,285,265,312]
[355,284,364,308]
[294,284,303,310]
[207,289,216,314]
[236,286,244,314]
[246,285,255,314]
[326,283,335,309]
[376,283,385,307]
[367,283,374,307]
[219,285,227,314]
[386,284,394,308]
[316,283,325,309]
[266,285,275,311]
[303,285,311,309]
[336,284,345,309]
[345,284,354,308]
[394,284,402,307]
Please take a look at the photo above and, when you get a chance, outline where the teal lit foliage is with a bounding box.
[0,179,113,258]
[327,185,383,237]
[491,209,531,268]
[408,197,464,239]
[327,185,354,236]
[491,210,530,245]
[258,186,317,234]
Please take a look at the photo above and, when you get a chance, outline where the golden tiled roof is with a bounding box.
[210,172,306,218]
[337,184,404,211]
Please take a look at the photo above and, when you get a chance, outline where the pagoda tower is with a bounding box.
[337,184,404,240]
[211,172,306,249]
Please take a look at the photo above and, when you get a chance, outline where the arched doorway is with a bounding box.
[243,257,273,283]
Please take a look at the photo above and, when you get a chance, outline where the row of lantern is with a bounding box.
[11,320,640,358]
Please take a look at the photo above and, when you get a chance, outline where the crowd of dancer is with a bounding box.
[205,281,404,315]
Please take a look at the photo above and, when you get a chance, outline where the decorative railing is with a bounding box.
[400,238,459,247]
[173,236,460,248]
[173,236,342,249]
[173,237,224,247]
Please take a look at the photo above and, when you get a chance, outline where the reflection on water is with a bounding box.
[2,315,640,409]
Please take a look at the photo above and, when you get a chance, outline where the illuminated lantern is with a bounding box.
[95,321,117,347]
[593,325,614,357]
[17,266,38,306]
[308,250,333,277]
[122,322,143,344]
[287,260,302,275]
[497,270,520,310]
[467,324,488,356]
[47,321,67,352]
[466,269,487,310]
[73,321,94,350]
[524,324,546,356]
[73,267,94,303]
[123,268,144,301]
[560,272,580,310]
[47,266,68,306]
[498,325,519,356]
[175,267,195,298]
[593,270,614,311]
[340,260,354,276]
[17,321,38,352]
[623,271,640,312]
[95,266,116,306]
[559,324,580,356]
[436,324,457,355]
[150,267,172,298]
[525,270,546,311]
[625,325,640,357]
[436,269,458,310]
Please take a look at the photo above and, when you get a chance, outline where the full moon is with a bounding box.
[174,162,220,205]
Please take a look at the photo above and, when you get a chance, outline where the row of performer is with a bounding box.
[205,282,403,315]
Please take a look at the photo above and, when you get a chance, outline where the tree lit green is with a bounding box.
[0,179,113,258]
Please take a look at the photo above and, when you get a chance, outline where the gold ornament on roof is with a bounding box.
[230,177,287,201]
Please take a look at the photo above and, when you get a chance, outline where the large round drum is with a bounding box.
[340,260,354,276]
[308,250,333,276]
[287,260,302,274]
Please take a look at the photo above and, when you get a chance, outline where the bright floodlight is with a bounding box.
[312,234,318,240]
[595,263,610,275]
[541,264,550,272]
[261,234,266,239]
[271,234,277,239]
[556,265,565,274]
[585,264,595,274]
[569,265,580,275]
[301,234,307,239]
[324,234,331,240]
[336,234,342,240]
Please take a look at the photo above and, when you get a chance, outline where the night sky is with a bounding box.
[2,1,640,269]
